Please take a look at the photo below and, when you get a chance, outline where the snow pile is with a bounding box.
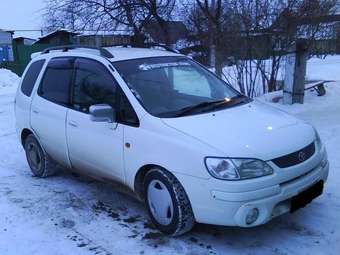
[0,69,20,95]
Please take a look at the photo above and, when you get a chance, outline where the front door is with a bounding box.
[66,58,124,181]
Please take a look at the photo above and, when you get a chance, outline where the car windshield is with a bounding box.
[112,56,246,118]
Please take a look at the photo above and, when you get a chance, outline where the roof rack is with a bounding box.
[41,45,114,58]
[114,42,180,54]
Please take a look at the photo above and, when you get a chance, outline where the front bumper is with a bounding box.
[175,149,329,227]
[233,160,328,227]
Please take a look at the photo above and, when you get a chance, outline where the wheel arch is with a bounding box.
[21,128,33,146]
[134,164,181,200]
[134,164,158,200]
[135,163,196,235]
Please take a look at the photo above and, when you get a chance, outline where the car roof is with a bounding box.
[105,47,182,62]
[31,46,183,62]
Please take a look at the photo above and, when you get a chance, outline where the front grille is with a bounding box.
[272,142,315,168]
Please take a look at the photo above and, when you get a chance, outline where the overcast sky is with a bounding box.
[0,0,45,39]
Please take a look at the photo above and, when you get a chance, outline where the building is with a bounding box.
[144,21,188,45]
[76,33,131,47]
[0,29,14,62]
[34,29,78,45]
[13,37,36,45]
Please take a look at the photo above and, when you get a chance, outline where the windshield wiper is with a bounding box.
[173,95,250,117]
[171,100,225,117]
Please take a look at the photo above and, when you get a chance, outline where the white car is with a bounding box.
[15,45,329,236]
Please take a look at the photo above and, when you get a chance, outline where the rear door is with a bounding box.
[66,58,125,181]
[31,57,74,168]
[15,59,46,136]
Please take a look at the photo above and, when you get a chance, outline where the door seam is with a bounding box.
[65,109,73,169]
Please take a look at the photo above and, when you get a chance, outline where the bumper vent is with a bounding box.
[272,142,316,168]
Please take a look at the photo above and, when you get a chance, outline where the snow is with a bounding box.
[0,69,20,95]
[1,66,340,254]
[306,55,340,81]
[223,55,340,96]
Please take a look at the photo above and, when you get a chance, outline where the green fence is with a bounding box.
[1,42,52,76]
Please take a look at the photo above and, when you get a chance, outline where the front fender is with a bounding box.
[123,117,219,190]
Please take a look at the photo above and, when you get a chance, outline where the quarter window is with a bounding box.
[72,58,117,113]
[21,60,45,97]
[39,57,74,105]
[118,92,139,126]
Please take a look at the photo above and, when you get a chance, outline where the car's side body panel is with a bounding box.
[30,95,71,168]
[66,109,125,181]
[122,115,222,190]
[15,59,48,144]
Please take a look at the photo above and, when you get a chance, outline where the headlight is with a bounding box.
[205,157,273,180]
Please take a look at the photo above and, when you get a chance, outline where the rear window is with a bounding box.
[21,60,45,97]
[38,57,74,106]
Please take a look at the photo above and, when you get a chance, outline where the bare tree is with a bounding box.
[184,0,337,96]
[45,0,338,96]
[139,0,176,45]
[193,0,225,77]
[43,0,177,46]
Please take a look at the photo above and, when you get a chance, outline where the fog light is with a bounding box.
[246,208,259,225]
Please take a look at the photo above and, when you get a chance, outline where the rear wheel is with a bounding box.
[144,168,195,236]
[24,134,58,177]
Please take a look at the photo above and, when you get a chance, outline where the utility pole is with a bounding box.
[282,14,340,104]
[209,0,216,69]
[283,41,308,104]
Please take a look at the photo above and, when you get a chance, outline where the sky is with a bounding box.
[0,0,45,39]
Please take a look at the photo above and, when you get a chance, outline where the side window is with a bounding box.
[39,57,74,105]
[21,60,45,97]
[73,58,116,113]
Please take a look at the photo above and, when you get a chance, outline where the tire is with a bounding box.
[144,168,195,236]
[24,134,58,177]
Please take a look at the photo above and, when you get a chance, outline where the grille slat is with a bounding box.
[272,142,315,168]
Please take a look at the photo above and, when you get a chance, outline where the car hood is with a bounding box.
[161,101,315,160]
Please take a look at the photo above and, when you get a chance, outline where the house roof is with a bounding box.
[38,29,79,40]
[14,36,36,41]
[0,29,14,34]
[77,28,133,37]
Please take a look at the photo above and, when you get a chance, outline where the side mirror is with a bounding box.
[89,104,116,123]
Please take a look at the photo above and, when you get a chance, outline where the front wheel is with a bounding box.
[144,168,195,236]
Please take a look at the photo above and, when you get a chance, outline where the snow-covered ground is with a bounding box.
[0,66,340,255]
[224,55,340,96]
[306,55,340,81]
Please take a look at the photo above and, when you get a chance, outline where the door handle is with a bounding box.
[32,109,39,114]
[68,121,78,128]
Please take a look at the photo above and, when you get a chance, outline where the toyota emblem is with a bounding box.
[298,151,306,162]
